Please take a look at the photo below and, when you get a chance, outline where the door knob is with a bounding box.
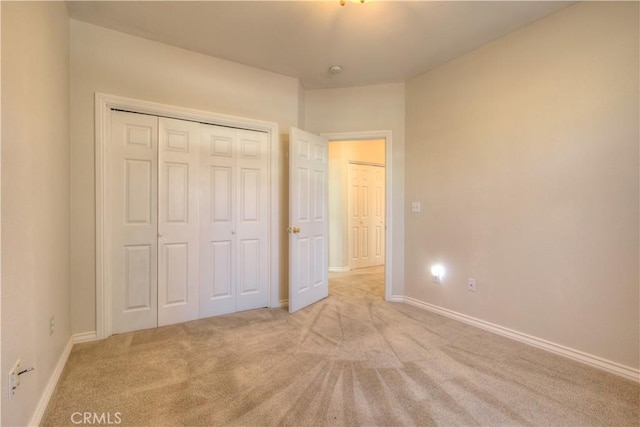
[288,226,300,234]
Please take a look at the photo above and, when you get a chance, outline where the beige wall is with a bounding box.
[70,20,301,333]
[405,2,639,369]
[298,82,306,130]
[1,2,71,425]
[329,140,385,269]
[305,83,405,297]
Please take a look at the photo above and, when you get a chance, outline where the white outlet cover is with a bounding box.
[468,278,477,292]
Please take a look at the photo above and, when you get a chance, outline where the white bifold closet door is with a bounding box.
[110,111,159,333]
[110,111,268,334]
[199,124,269,317]
[157,117,200,327]
[348,163,385,270]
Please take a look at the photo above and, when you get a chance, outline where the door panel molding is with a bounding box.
[96,93,280,339]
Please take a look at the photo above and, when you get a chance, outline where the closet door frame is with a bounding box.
[95,93,280,339]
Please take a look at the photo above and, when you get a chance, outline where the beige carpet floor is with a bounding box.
[43,266,639,426]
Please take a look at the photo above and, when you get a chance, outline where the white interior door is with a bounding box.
[348,163,371,269]
[157,117,200,326]
[110,111,159,333]
[289,127,329,313]
[235,129,270,311]
[200,125,236,317]
[200,124,269,317]
[349,163,385,269]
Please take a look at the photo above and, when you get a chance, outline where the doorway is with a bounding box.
[327,137,387,299]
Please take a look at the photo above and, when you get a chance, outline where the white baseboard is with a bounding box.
[73,331,98,344]
[403,296,640,383]
[29,331,99,426]
[387,295,404,303]
[29,336,74,426]
[329,266,350,272]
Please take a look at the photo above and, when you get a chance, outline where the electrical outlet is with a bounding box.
[50,316,55,336]
[8,359,20,399]
[432,274,441,284]
[468,278,477,292]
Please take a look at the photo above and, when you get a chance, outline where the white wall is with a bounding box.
[405,2,639,369]
[1,2,71,425]
[305,83,405,297]
[70,20,301,334]
[329,140,385,270]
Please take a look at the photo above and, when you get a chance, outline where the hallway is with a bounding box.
[329,265,385,301]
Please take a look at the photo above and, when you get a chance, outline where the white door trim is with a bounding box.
[95,93,280,339]
[321,130,394,302]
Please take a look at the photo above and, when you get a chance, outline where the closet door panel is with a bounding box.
[200,125,237,316]
[348,163,385,269]
[158,117,200,326]
[110,111,159,334]
[348,164,372,269]
[235,130,269,311]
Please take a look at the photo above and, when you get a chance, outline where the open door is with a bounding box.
[289,127,329,313]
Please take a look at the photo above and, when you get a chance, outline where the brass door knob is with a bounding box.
[288,226,301,234]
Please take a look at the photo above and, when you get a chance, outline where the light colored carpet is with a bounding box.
[42,266,639,426]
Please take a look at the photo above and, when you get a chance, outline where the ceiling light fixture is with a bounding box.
[340,0,366,6]
[329,65,343,75]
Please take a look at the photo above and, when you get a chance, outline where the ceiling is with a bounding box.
[66,1,575,90]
